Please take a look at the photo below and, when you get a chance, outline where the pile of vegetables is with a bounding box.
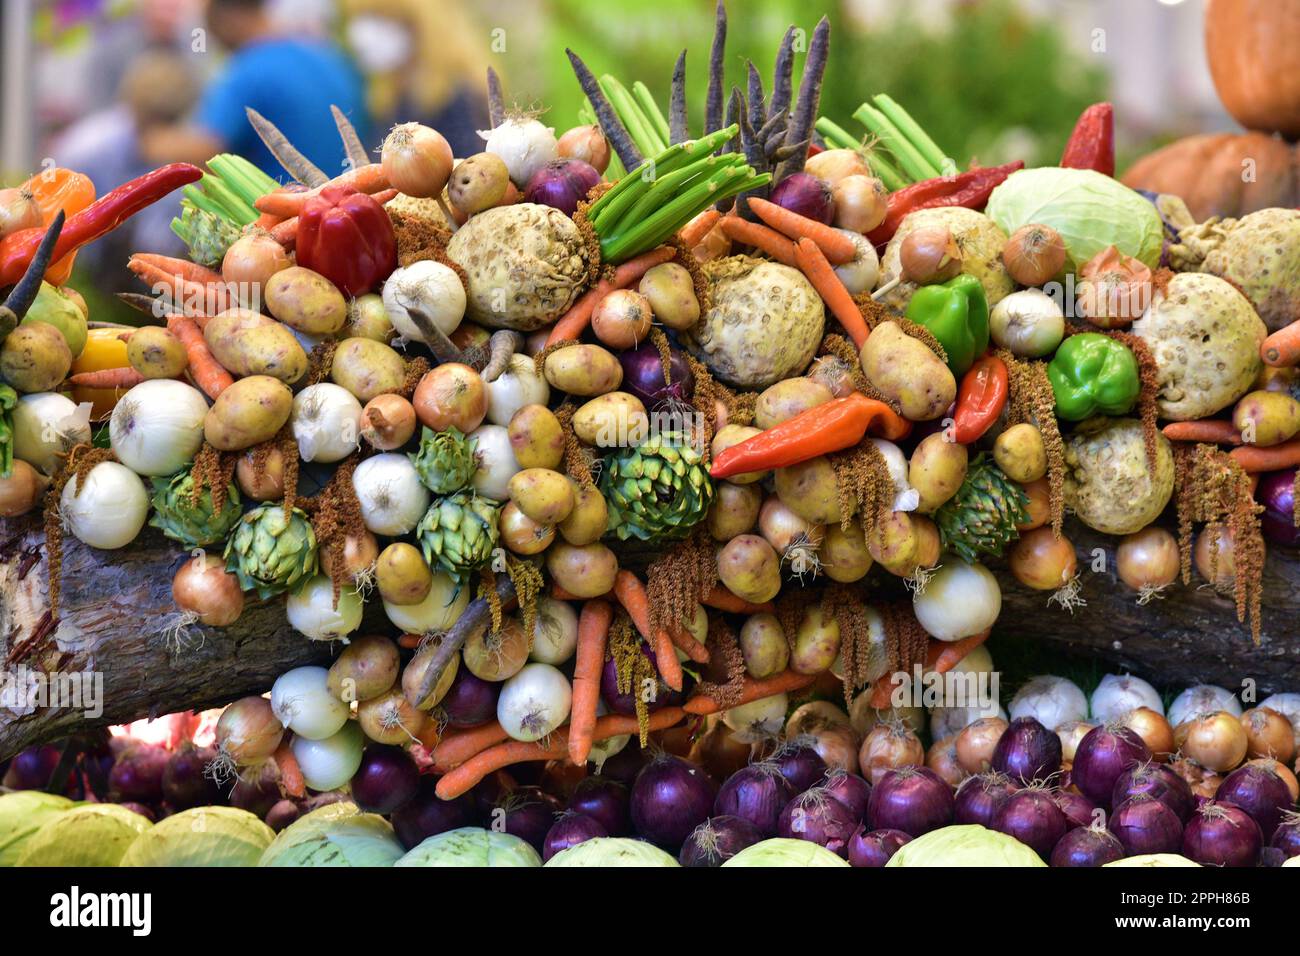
[5,0,1300,868]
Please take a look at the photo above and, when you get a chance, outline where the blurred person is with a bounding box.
[142,0,371,179]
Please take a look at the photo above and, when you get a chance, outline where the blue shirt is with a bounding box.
[197,38,371,181]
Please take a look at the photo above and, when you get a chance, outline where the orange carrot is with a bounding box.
[684,671,817,716]
[1161,420,1244,445]
[719,215,799,266]
[272,743,306,799]
[166,314,233,399]
[251,211,284,231]
[677,208,722,248]
[1230,438,1300,473]
[748,197,858,265]
[795,237,872,349]
[66,367,146,389]
[1262,319,1300,368]
[545,246,677,346]
[431,721,510,772]
[129,253,223,286]
[610,570,707,663]
[868,630,992,709]
[253,164,391,217]
[702,584,774,615]
[612,570,684,690]
[568,600,613,765]
[129,258,234,314]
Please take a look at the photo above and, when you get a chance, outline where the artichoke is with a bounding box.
[224,505,318,599]
[409,426,476,495]
[415,491,502,583]
[934,454,1028,563]
[600,431,713,542]
[149,469,242,548]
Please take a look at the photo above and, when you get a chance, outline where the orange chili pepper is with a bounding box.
[709,392,911,479]
[951,354,1008,445]
[21,168,96,285]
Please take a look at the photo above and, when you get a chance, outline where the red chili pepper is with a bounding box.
[710,392,911,479]
[295,185,397,296]
[0,163,201,286]
[1060,102,1114,177]
[867,161,1024,247]
[951,354,1009,445]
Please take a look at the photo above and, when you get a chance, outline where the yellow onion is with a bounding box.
[0,460,49,517]
[1240,707,1296,763]
[1177,711,1249,772]
[381,122,454,198]
[1122,707,1175,761]
[172,555,244,627]
[215,697,284,766]
[955,717,1008,774]
[1117,526,1180,594]
[221,232,291,289]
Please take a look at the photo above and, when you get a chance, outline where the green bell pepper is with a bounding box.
[1046,332,1140,421]
[904,274,989,376]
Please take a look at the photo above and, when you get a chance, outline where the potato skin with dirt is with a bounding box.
[508,467,575,525]
[711,424,767,484]
[0,323,72,392]
[716,534,782,603]
[558,479,608,545]
[993,423,1047,483]
[572,392,647,447]
[508,404,565,469]
[546,542,618,597]
[127,327,187,379]
[860,321,956,421]
[204,375,293,450]
[1064,417,1174,535]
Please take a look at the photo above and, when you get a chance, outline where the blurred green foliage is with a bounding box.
[538,0,1108,168]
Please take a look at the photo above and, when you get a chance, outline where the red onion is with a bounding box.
[595,741,647,786]
[1072,724,1150,807]
[162,744,222,809]
[714,761,795,836]
[867,767,955,837]
[392,778,476,849]
[778,786,858,856]
[678,815,763,866]
[524,159,601,217]
[618,341,695,409]
[351,746,420,814]
[1,745,60,790]
[500,786,563,852]
[440,668,500,727]
[1050,824,1125,867]
[847,827,911,867]
[109,744,170,803]
[1216,764,1294,839]
[1183,801,1263,867]
[265,799,302,832]
[1271,811,1300,858]
[1109,795,1184,855]
[769,172,834,225]
[543,811,608,861]
[992,717,1063,784]
[772,737,829,794]
[954,772,1017,827]
[229,762,283,819]
[631,754,718,849]
[1258,468,1299,547]
[990,788,1068,858]
[822,769,872,823]
[601,644,685,715]
[1055,790,1101,830]
[1112,761,1194,823]
[1259,846,1288,866]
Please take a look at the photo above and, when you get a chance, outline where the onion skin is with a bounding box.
[524,159,601,217]
[631,754,718,849]
[360,394,417,450]
[1258,468,1299,547]
[953,772,1017,827]
[1121,707,1175,762]
[1116,526,1180,591]
[1055,790,1101,830]
[1182,801,1263,868]
[772,738,830,793]
[1270,814,1300,859]
[955,717,1008,774]
[0,460,48,516]
[215,696,284,766]
[713,762,795,836]
[221,232,291,289]
[990,788,1068,859]
[619,340,695,408]
[847,826,911,867]
[567,776,632,836]
[900,227,961,284]
[821,770,872,822]
[382,122,453,198]
[557,125,610,174]
[392,777,475,849]
[543,812,608,862]
[351,746,420,814]
[1179,711,1249,772]
[1008,527,1077,590]
[1002,224,1066,287]
[678,815,763,866]
[1109,795,1185,856]
[1112,762,1194,823]
[831,175,888,233]
[1241,707,1297,763]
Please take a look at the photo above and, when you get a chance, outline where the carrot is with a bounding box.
[251,211,285,231]
[431,721,510,772]
[610,570,707,664]
[612,570,684,690]
[253,164,391,217]
[702,584,774,615]
[867,630,992,709]
[129,253,223,286]
[545,245,677,345]
[748,197,858,265]
[1229,438,1300,473]
[166,314,233,399]
[684,671,817,716]
[435,708,687,799]
[568,600,613,765]
[129,258,234,314]
[677,208,722,248]
[272,743,306,799]
[1161,420,1244,445]
[795,237,872,349]
[1262,319,1300,367]
[66,367,146,389]
[719,215,799,266]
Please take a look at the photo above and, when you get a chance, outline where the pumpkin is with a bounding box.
[1120,132,1298,222]
[1205,0,1300,139]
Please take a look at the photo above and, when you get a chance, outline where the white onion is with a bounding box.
[481,117,559,188]
[108,379,208,476]
[468,423,520,500]
[723,692,789,739]
[913,559,1000,641]
[381,260,466,344]
[286,576,364,642]
[1010,675,1088,730]
[485,353,550,426]
[870,439,919,512]
[352,453,430,535]
[1089,673,1163,722]
[271,666,351,740]
[60,462,149,549]
[588,699,629,768]
[291,383,362,463]
[382,571,469,634]
[497,662,572,742]
[989,289,1065,358]
[832,228,880,294]
[529,597,579,664]
[291,720,364,791]
[929,702,1007,741]
[1259,693,1300,750]
[11,393,91,475]
[1168,684,1242,728]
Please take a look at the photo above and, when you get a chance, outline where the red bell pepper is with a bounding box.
[867,161,1024,247]
[1060,102,1114,177]
[295,185,397,296]
[951,354,1009,445]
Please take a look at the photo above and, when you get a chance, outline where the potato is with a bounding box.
[638,262,700,331]
[753,377,834,429]
[572,391,648,447]
[710,424,766,484]
[1233,390,1300,447]
[203,309,307,383]
[993,423,1047,482]
[707,480,762,541]
[331,337,407,402]
[126,327,187,379]
[508,404,565,469]
[326,635,400,702]
[860,321,956,421]
[868,511,919,575]
[546,542,618,597]
[508,468,575,524]
[499,501,556,555]
[739,613,789,679]
[908,433,969,513]
[0,323,71,392]
[265,266,347,334]
[821,520,873,582]
[375,542,433,606]
[716,534,782,603]
[791,605,841,675]
[543,343,623,396]
[203,375,293,450]
[558,479,608,545]
[774,456,843,526]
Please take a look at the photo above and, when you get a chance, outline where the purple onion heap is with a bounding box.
[771,737,830,794]
[351,746,420,814]
[954,772,1017,827]
[847,827,911,867]
[1257,468,1299,547]
[1050,824,1126,867]
[543,812,608,862]
[1111,761,1194,823]
[567,775,631,836]
[524,158,601,217]
[821,769,872,823]
[1216,763,1295,840]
